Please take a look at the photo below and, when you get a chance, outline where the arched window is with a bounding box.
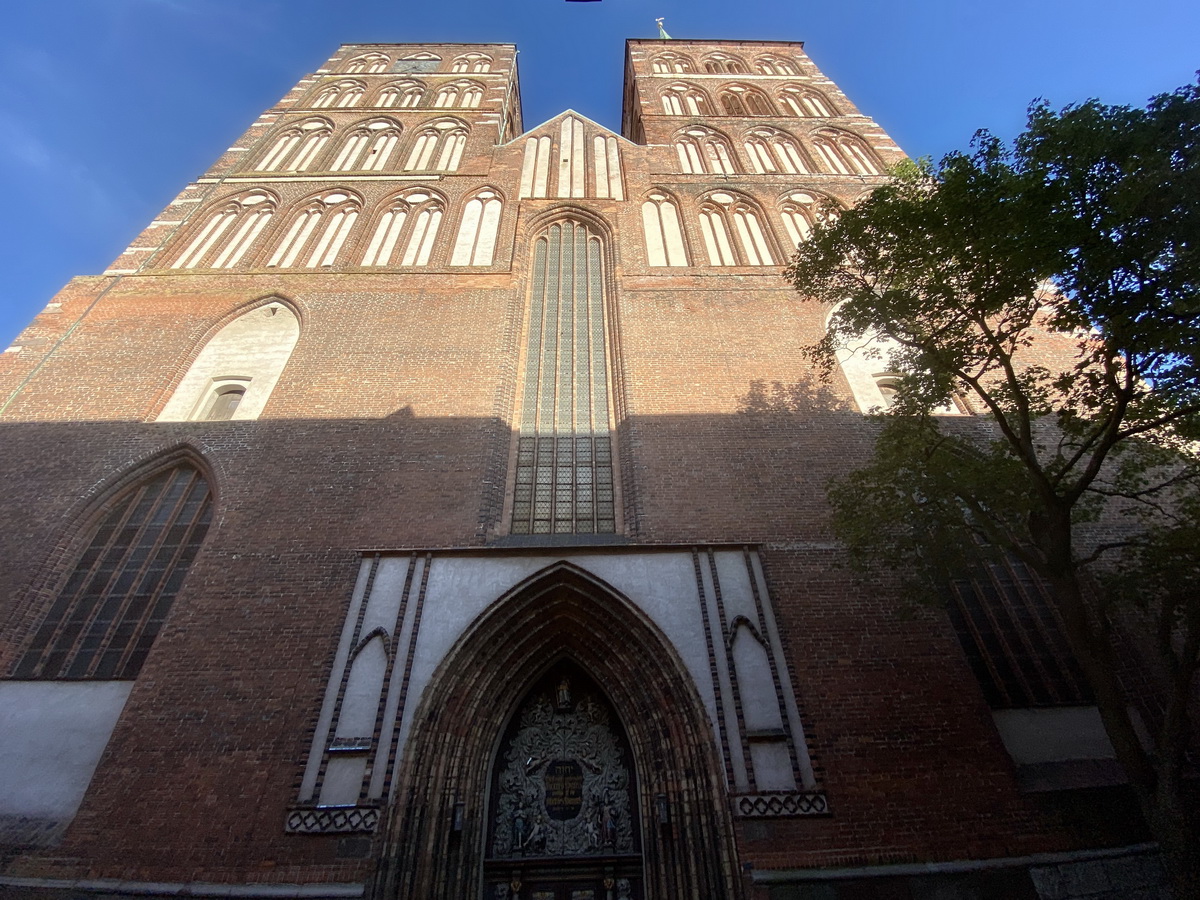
[812,130,882,175]
[512,219,617,535]
[720,85,773,116]
[310,80,365,109]
[13,463,213,680]
[779,86,837,117]
[449,189,502,266]
[344,52,390,74]
[266,190,361,268]
[377,80,424,108]
[641,191,688,267]
[329,119,403,172]
[742,127,810,174]
[674,126,736,174]
[703,53,748,74]
[451,52,492,73]
[402,119,468,171]
[157,301,300,421]
[660,83,712,116]
[434,80,485,109]
[361,189,445,267]
[778,191,833,248]
[698,192,776,267]
[254,118,333,172]
[651,53,692,73]
[755,55,799,75]
[169,190,276,270]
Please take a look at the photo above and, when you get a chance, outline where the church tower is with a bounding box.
[0,38,1161,900]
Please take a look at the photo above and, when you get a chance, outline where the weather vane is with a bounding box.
[656,18,672,39]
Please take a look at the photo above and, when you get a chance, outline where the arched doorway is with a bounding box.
[485,663,641,899]
[373,563,741,900]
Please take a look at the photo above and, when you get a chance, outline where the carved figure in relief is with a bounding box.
[556,676,573,711]
[524,813,546,853]
[615,878,631,900]
[601,800,617,847]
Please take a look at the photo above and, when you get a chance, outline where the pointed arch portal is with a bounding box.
[375,563,742,900]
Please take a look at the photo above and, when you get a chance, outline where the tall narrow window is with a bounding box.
[698,193,776,267]
[755,55,799,75]
[449,189,502,266]
[361,189,445,267]
[13,464,213,680]
[451,52,492,73]
[704,54,748,74]
[813,131,882,175]
[660,83,712,116]
[721,86,772,116]
[377,81,424,108]
[743,127,810,174]
[651,53,692,73]
[403,120,468,171]
[519,135,553,199]
[779,191,827,248]
[511,219,617,535]
[311,80,365,109]
[641,191,688,267]
[344,53,389,74]
[330,119,402,172]
[169,190,276,270]
[434,81,485,108]
[780,87,836,117]
[266,191,361,268]
[674,126,736,174]
[255,119,332,172]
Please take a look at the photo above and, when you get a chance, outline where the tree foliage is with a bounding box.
[786,82,1200,897]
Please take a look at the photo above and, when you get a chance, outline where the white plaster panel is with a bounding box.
[374,554,426,799]
[319,756,368,807]
[336,638,388,738]
[731,629,783,733]
[361,556,410,637]
[992,707,1117,764]
[748,741,796,791]
[713,549,758,622]
[0,681,132,820]
[696,554,748,789]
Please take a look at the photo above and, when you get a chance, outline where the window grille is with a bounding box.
[14,466,212,680]
[511,221,616,535]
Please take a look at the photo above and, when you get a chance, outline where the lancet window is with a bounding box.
[451,52,492,73]
[660,83,712,116]
[169,190,276,270]
[311,80,365,109]
[650,53,692,73]
[433,80,485,108]
[756,55,800,75]
[704,53,748,74]
[812,131,883,175]
[449,189,502,266]
[330,119,403,171]
[376,81,424,108]
[698,192,776,267]
[344,53,389,74]
[266,190,361,269]
[743,127,810,174]
[255,118,332,172]
[720,85,773,116]
[674,126,736,174]
[641,191,688,267]
[402,119,468,171]
[779,86,836,117]
[511,219,617,535]
[778,191,827,248]
[361,189,445,267]
[13,463,212,680]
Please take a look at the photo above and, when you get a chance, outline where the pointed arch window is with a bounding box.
[779,191,832,248]
[674,126,736,174]
[377,80,424,108]
[743,127,810,174]
[512,219,617,535]
[813,131,883,175]
[721,85,773,116]
[311,80,365,109]
[169,190,276,270]
[704,53,748,74]
[660,83,712,116]
[330,119,403,172]
[451,52,492,73]
[755,55,799,75]
[13,464,212,680]
[641,191,689,267]
[780,86,837,117]
[266,191,361,269]
[449,189,502,266]
[402,119,468,171]
[344,52,389,74]
[361,189,445,267]
[434,80,485,109]
[698,192,776,267]
[651,53,692,73]
[255,118,332,172]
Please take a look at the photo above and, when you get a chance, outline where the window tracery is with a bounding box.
[698,192,776,266]
[361,189,445,267]
[703,53,748,74]
[266,190,361,269]
[812,130,882,175]
[376,80,424,108]
[660,83,713,116]
[779,86,837,117]
[778,190,830,248]
[255,118,333,172]
[451,52,492,73]
[650,52,693,73]
[641,190,688,267]
[674,126,736,174]
[434,80,485,109]
[169,190,276,270]
[343,52,390,74]
[742,127,810,174]
[755,55,799,75]
[720,85,773,116]
[329,119,403,171]
[449,189,502,266]
[402,119,468,171]
[311,80,366,109]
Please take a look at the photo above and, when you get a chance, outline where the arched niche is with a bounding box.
[376,563,741,900]
[157,301,300,421]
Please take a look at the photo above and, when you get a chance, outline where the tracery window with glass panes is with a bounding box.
[511,220,616,535]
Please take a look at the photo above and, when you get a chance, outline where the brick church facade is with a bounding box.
[0,39,1163,900]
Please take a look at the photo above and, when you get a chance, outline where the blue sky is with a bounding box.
[1,0,1197,348]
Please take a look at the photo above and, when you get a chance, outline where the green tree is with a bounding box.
[785,82,1200,898]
